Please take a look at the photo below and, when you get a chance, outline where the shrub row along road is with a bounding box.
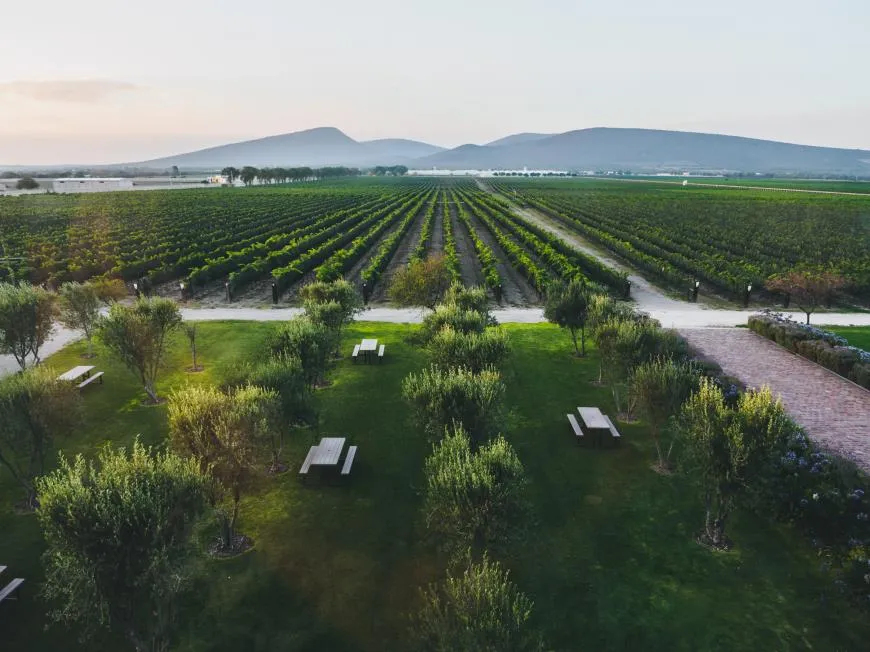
[5,307,870,378]
[680,328,870,473]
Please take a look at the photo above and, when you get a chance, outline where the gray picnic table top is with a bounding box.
[310,437,346,466]
[360,339,378,352]
[57,365,94,382]
[578,407,609,430]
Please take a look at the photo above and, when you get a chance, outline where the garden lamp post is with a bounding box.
[225,281,231,302]
[693,279,700,302]
[744,283,752,308]
[624,279,631,299]
[132,282,140,299]
[271,282,278,304]
[179,282,186,301]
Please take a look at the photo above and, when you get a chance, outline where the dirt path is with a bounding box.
[430,195,445,254]
[464,206,539,306]
[448,198,487,291]
[476,180,694,313]
[369,205,429,303]
[681,328,870,473]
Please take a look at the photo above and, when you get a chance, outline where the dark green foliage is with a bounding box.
[420,304,489,342]
[98,297,182,403]
[544,280,590,355]
[410,553,542,652]
[630,357,700,468]
[422,425,528,556]
[268,317,335,389]
[679,381,792,548]
[36,440,208,651]
[0,366,82,508]
[402,366,505,445]
[0,282,56,370]
[428,326,510,373]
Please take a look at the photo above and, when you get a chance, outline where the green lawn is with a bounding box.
[1,321,867,651]
[825,326,870,351]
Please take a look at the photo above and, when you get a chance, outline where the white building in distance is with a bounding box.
[53,178,134,193]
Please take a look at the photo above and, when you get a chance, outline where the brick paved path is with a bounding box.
[680,328,870,472]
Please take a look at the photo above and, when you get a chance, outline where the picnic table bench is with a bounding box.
[341,445,358,475]
[577,407,620,448]
[567,413,585,441]
[0,565,24,603]
[77,371,104,389]
[300,438,357,478]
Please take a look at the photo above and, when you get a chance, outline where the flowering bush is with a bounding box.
[756,428,870,606]
[748,311,870,389]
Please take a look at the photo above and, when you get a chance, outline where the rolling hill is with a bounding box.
[128,126,870,175]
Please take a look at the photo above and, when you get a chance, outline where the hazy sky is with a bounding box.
[1,0,868,164]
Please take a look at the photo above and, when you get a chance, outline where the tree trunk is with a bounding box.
[144,382,159,404]
[570,329,579,356]
[86,336,93,358]
[191,340,197,369]
[804,311,811,325]
[653,433,664,468]
[580,327,586,356]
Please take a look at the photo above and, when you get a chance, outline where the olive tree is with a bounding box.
[422,425,528,556]
[0,366,82,508]
[0,282,56,370]
[420,304,489,342]
[443,283,492,319]
[36,440,208,652]
[402,366,505,446]
[299,278,364,343]
[544,279,589,356]
[428,326,510,373]
[268,317,334,389]
[680,380,791,548]
[410,553,543,652]
[183,322,202,371]
[98,298,181,403]
[630,357,699,470]
[222,354,312,471]
[58,281,101,358]
[389,254,453,309]
[168,384,279,552]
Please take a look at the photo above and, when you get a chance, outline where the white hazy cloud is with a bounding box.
[0,80,137,103]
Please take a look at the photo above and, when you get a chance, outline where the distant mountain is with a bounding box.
[418,128,870,174]
[485,133,551,148]
[123,126,870,175]
[132,127,443,170]
[362,138,444,161]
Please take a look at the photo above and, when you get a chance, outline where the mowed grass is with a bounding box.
[1,321,868,651]
[825,325,870,351]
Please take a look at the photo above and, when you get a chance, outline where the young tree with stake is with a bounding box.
[0,282,56,370]
[544,279,590,356]
[58,281,102,358]
[98,297,182,403]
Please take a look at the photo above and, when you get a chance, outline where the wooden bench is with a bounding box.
[0,578,24,602]
[299,448,315,475]
[377,344,385,362]
[341,446,357,475]
[351,344,360,362]
[604,415,621,446]
[567,414,584,441]
[77,371,104,390]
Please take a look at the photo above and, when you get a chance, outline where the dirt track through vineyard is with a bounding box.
[368,204,429,303]
[464,204,539,306]
[448,198,486,291]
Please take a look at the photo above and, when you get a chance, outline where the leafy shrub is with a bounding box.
[752,429,870,607]
[402,366,505,445]
[428,327,510,373]
[422,425,528,556]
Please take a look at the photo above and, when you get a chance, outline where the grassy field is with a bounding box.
[825,325,870,351]
[2,321,868,651]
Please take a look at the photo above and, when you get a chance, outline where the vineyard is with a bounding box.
[492,179,870,302]
[4,176,865,305]
[0,178,626,305]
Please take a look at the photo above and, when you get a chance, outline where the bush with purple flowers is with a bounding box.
[754,428,870,607]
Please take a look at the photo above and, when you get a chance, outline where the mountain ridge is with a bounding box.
[118,126,870,175]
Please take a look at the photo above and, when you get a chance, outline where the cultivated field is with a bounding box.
[491,179,870,302]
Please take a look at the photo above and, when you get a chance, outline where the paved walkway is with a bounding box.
[681,328,870,473]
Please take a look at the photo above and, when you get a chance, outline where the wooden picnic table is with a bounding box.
[57,366,94,383]
[310,437,346,466]
[578,407,610,448]
[359,339,378,363]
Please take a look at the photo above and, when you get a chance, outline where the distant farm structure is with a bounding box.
[53,178,134,193]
